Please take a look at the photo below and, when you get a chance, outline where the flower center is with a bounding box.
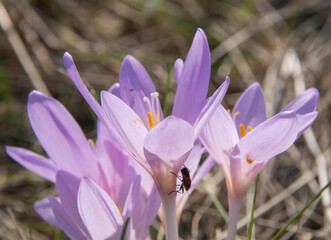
[229,110,254,164]
[230,111,253,138]
[143,92,161,129]
[239,124,252,138]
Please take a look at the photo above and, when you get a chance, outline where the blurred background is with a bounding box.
[0,0,330,239]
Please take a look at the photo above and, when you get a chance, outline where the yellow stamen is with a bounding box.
[147,112,155,129]
[116,204,122,215]
[247,126,252,132]
[227,109,231,114]
[240,124,246,138]
[246,155,254,164]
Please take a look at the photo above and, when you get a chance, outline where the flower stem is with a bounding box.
[248,175,260,240]
[161,194,178,240]
[227,193,243,240]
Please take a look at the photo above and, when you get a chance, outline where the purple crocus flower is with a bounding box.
[115,28,219,221]
[6,91,160,239]
[62,28,230,239]
[200,82,319,240]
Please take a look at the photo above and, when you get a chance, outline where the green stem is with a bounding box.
[248,175,260,240]
[120,217,130,240]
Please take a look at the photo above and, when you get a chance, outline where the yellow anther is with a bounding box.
[116,204,122,215]
[247,126,252,132]
[227,109,231,114]
[246,155,254,164]
[147,112,155,129]
[240,124,246,138]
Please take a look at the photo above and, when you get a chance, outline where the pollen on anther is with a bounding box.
[246,155,254,164]
[240,124,246,138]
[147,112,155,129]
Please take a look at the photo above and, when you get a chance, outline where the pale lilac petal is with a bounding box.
[63,53,120,145]
[281,88,319,114]
[173,58,184,83]
[229,154,266,196]
[232,111,298,163]
[55,171,88,234]
[297,111,318,136]
[100,91,149,169]
[27,91,98,178]
[232,82,266,134]
[48,196,87,240]
[96,121,115,192]
[128,157,155,197]
[143,116,195,172]
[108,82,120,97]
[96,116,123,156]
[172,28,211,124]
[6,146,57,182]
[78,178,123,240]
[194,76,230,138]
[96,119,128,196]
[122,176,141,224]
[63,52,106,122]
[200,105,239,168]
[96,119,146,205]
[119,55,163,125]
[134,185,161,240]
[34,198,61,228]
[97,133,130,199]
[139,185,161,228]
[117,166,136,208]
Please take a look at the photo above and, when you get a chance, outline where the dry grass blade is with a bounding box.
[6,207,26,240]
[0,2,51,95]
[281,49,331,223]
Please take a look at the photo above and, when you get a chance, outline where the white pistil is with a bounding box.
[144,92,161,129]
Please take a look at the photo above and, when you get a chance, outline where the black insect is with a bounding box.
[168,166,191,195]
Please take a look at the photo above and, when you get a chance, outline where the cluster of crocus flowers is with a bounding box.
[63,28,230,240]
[6,27,319,240]
[6,91,160,239]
